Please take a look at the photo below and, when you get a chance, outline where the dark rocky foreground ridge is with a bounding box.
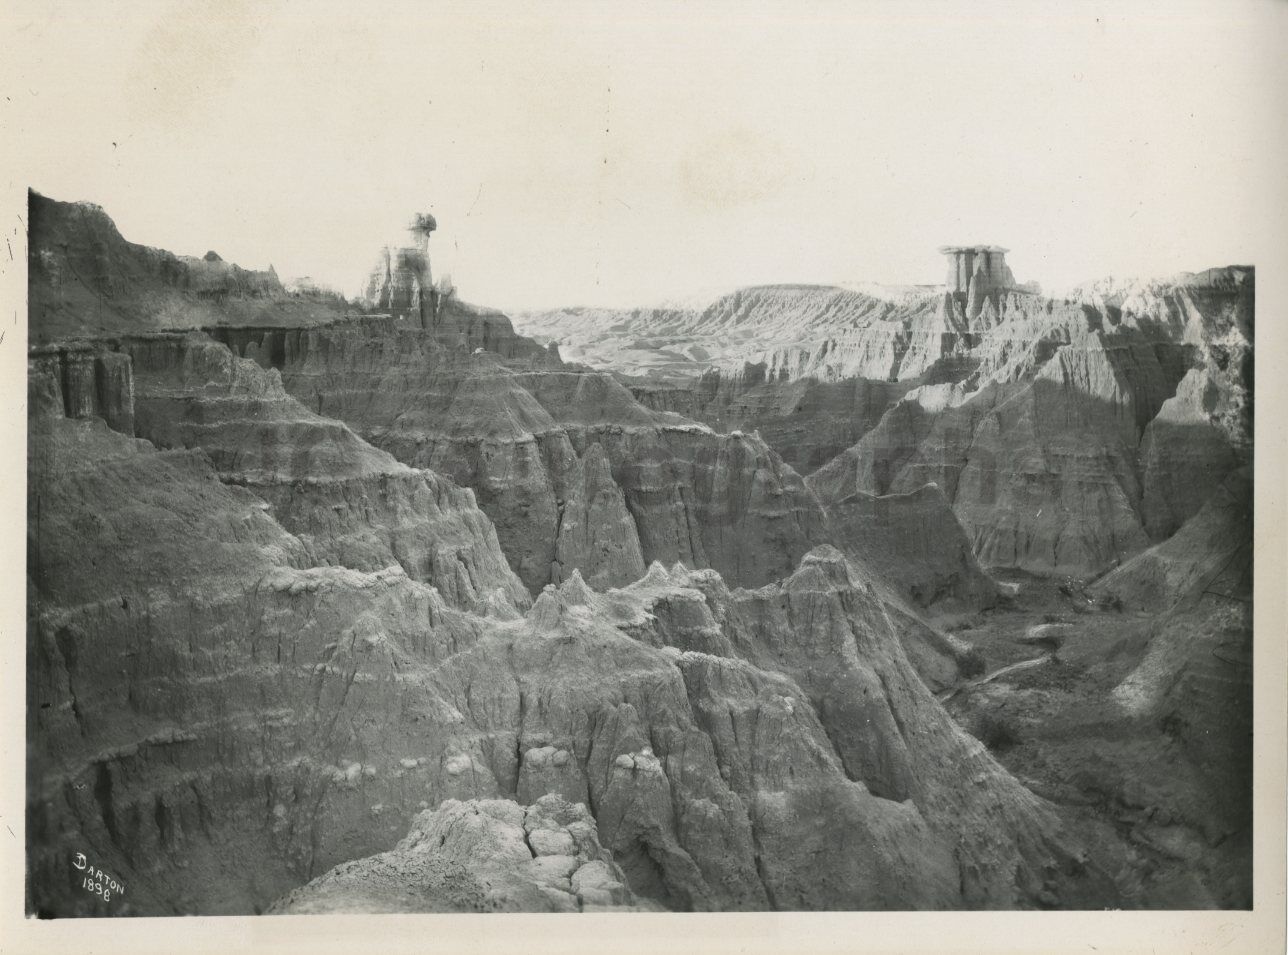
[26,190,1252,914]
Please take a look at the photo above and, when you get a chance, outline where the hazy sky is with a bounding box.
[8,0,1286,309]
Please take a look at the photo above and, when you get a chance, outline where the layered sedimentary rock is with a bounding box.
[27,396,1077,914]
[25,300,1035,917]
[526,300,1231,581]
[627,369,911,475]
[585,552,1067,907]
[28,198,983,640]
[941,245,1016,296]
[804,276,1251,578]
[249,320,827,595]
[26,192,1252,916]
[514,283,1095,387]
[28,413,490,915]
[362,213,438,322]
[28,345,135,434]
[1139,370,1242,541]
[813,482,998,612]
[1091,468,1251,614]
[272,795,650,913]
[320,553,1068,912]
[27,190,352,343]
[1131,277,1254,540]
[1110,599,1251,905]
[519,266,1250,583]
[28,336,531,615]
[37,185,1251,587]
[551,442,646,589]
[515,285,938,382]
[208,298,550,367]
[1088,469,1252,899]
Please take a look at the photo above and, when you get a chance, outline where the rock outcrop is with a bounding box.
[26,390,1073,913]
[27,190,353,343]
[551,442,646,589]
[25,192,1249,916]
[517,271,1251,583]
[807,377,1152,576]
[515,284,937,383]
[1130,277,1254,540]
[1091,468,1251,615]
[813,482,998,612]
[1086,469,1252,900]
[28,335,531,615]
[28,344,135,434]
[627,369,911,475]
[271,795,651,913]
[803,274,1251,579]
[362,212,439,324]
[29,413,466,915]
[376,553,1068,911]
[130,335,530,613]
[583,551,1068,907]
[254,322,828,595]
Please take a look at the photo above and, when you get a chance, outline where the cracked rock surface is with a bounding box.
[271,795,650,913]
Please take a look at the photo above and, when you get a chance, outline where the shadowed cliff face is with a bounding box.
[809,379,1150,576]
[229,319,831,595]
[29,334,531,615]
[1101,470,1252,854]
[519,275,1250,581]
[626,371,914,475]
[820,484,999,615]
[805,276,1252,578]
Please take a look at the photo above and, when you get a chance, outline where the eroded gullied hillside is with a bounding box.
[514,285,937,381]
[220,318,830,595]
[1095,468,1252,848]
[24,192,1013,620]
[807,272,1252,578]
[28,410,494,914]
[27,192,1245,915]
[32,334,530,614]
[28,387,1094,913]
[518,270,1251,584]
[26,190,353,343]
[276,552,1092,912]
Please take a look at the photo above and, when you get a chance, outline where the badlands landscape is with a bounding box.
[26,191,1252,916]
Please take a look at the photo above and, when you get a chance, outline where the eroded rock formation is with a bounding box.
[627,369,911,475]
[26,398,1074,913]
[271,795,651,913]
[247,323,828,594]
[802,275,1250,577]
[362,212,439,324]
[27,190,353,343]
[25,193,1250,916]
[28,336,530,615]
[813,482,998,612]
